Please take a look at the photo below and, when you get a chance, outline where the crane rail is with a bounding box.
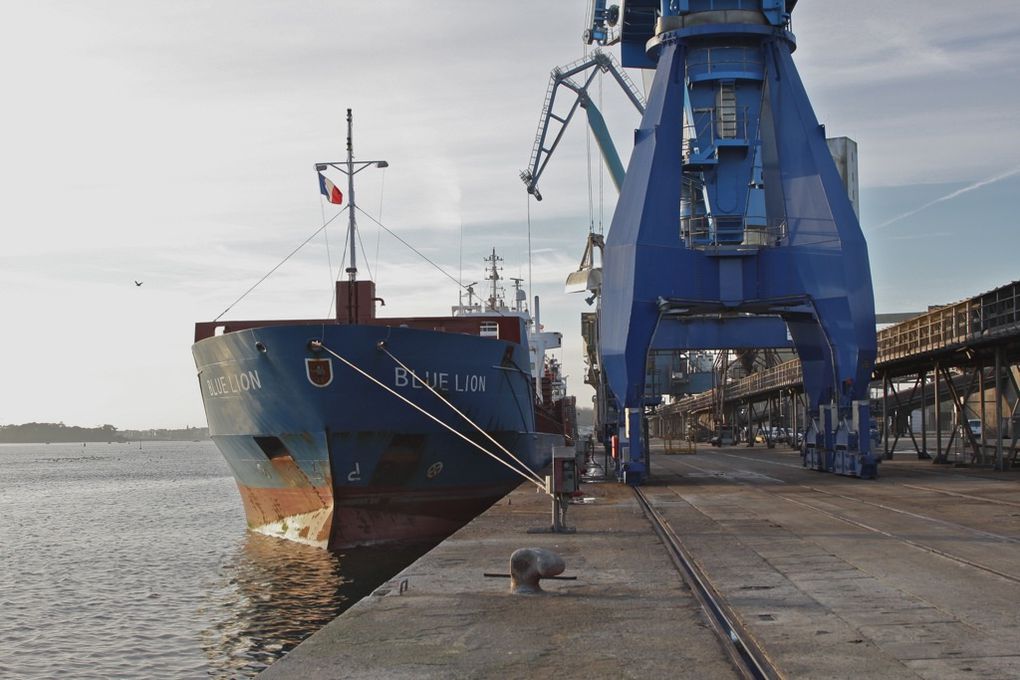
[633,486,782,680]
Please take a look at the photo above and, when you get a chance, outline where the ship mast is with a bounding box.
[484,248,504,311]
[345,109,358,282]
[316,109,389,285]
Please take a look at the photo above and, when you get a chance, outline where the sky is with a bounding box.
[1,1,1019,429]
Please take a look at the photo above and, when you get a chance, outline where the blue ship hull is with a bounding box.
[193,322,558,548]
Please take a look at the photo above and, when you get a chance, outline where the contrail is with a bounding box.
[873,164,1020,230]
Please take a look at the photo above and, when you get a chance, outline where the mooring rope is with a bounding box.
[315,341,548,494]
[380,346,546,487]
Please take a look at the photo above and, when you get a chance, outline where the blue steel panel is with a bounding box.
[598,1,878,480]
[619,0,661,69]
[194,323,552,496]
[651,317,793,350]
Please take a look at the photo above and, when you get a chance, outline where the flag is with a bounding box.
[318,172,343,205]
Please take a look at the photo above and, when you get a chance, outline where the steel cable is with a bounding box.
[214,206,348,322]
[316,341,548,494]
[381,346,547,487]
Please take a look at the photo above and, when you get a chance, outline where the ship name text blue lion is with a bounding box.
[205,370,263,398]
[393,367,487,393]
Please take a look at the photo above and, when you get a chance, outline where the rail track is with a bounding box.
[633,486,782,680]
[768,488,1020,585]
[663,454,1020,586]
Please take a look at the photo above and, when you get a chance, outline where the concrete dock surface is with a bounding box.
[264,444,1020,679]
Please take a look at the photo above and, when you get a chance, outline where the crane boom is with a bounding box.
[520,50,644,201]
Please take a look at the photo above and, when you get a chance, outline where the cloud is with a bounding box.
[793,1,1020,187]
[881,231,951,242]
[2,0,1018,427]
[873,165,1020,230]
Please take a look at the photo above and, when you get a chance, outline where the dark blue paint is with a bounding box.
[194,323,552,503]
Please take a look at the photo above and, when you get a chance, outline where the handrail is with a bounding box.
[681,215,786,249]
[664,279,1020,415]
[876,280,1020,362]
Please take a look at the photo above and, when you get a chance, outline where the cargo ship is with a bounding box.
[193,111,572,549]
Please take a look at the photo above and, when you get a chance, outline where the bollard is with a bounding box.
[509,548,565,594]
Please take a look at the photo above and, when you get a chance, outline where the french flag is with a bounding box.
[318,172,343,205]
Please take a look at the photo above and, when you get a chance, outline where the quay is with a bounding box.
[263,443,1020,679]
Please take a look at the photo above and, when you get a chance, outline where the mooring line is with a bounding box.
[381,346,546,488]
[315,341,548,493]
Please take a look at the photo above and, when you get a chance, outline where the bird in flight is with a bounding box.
[134,281,144,287]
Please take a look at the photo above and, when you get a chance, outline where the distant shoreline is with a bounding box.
[0,422,209,444]
[0,439,212,445]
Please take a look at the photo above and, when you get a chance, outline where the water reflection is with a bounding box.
[0,443,442,679]
[201,533,434,677]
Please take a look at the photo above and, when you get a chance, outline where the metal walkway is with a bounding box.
[658,280,1020,467]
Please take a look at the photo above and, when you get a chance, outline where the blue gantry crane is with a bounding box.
[593,0,878,482]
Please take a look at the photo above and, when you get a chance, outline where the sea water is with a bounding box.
[0,441,430,678]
